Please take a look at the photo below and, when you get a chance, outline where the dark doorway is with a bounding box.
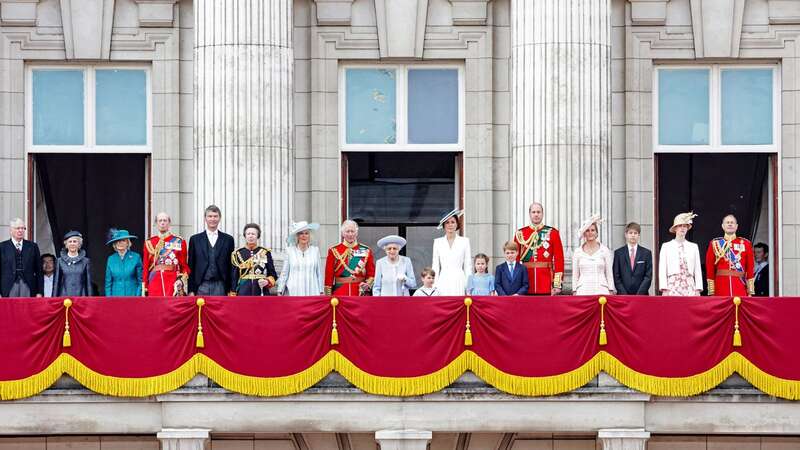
[656,153,772,294]
[344,152,460,281]
[33,154,148,295]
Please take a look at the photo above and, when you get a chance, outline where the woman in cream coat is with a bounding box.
[432,209,472,296]
[572,214,615,295]
[659,212,703,296]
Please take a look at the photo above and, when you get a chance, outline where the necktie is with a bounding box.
[629,247,635,270]
[15,242,22,252]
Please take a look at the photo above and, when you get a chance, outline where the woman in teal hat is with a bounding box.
[104,229,143,297]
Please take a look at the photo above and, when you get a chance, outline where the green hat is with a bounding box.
[106,229,137,246]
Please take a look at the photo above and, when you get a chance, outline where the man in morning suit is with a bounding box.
[188,205,236,296]
[0,218,43,297]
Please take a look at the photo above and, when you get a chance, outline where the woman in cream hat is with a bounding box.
[571,214,615,295]
[373,235,416,296]
[276,221,323,296]
[659,212,703,296]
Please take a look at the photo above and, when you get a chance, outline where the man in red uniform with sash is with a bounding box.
[706,214,755,296]
[324,220,375,296]
[514,202,565,295]
[143,212,189,297]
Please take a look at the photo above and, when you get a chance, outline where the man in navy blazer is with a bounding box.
[188,205,235,296]
[612,222,653,295]
[495,241,529,296]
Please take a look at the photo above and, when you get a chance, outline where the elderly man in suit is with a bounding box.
[612,222,653,295]
[188,205,235,296]
[495,241,529,296]
[0,218,43,297]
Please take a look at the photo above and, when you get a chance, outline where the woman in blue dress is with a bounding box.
[104,229,143,297]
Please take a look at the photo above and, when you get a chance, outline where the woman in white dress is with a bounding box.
[572,214,615,295]
[659,212,703,296]
[431,209,472,296]
[373,235,416,296]
[276,221,324,296]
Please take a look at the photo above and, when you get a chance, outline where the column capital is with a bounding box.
[375,430,432,450]
[598,429,650,450]
[157,428,211,450]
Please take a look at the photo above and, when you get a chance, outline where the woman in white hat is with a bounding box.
[373,235,416,296]
[276,221,324,296]
[659,212,703,296]
[572,214,615,295]
[431,209,472,296]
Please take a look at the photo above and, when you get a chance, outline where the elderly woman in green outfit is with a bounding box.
[104,229,143,297]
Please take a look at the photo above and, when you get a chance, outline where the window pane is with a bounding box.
[408,69,459,144]
[721,69,773,145]
[32,70,84,145]
[658,69,709,145]
[346,69,397,144]
[96,69,147,145]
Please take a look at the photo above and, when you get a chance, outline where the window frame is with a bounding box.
[26,63,152,154]
[653,64,780,154]
[339,63,465,152]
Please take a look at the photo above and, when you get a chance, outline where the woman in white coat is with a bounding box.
[373,235,416,296]
[431,209,472,296]
[659,212,703,296]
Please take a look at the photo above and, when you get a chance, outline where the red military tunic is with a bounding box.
[143,233,189,297]
[514,224,565,294]
[324,241,375,296]
[706,235,755,296]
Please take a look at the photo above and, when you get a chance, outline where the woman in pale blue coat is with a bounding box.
[104,229,143,297]
[373,235,416,296]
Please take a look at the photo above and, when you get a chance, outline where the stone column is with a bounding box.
[510,0,612,253]
[375,430,432,450]
[598,429,650,450]
[194,0,293,250]
[157,428,210,450]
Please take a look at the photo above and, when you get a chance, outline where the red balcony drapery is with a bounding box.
[1,295,799,400]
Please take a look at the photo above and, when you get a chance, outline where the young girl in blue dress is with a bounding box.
[466,253,495,296]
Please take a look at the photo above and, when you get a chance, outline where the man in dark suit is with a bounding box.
[188,205,235,296]
[753,242,769,297]
[495,241,529,296]
[0,218,43,297]
[612,222,653,295]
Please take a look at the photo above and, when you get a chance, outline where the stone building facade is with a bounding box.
[1,0,800,448]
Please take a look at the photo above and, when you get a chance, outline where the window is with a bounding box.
[654,65,778,152]
[27,65,151,153]
[340,64,464,151]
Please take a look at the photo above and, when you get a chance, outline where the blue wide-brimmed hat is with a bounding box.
[106,229,138,246]
[377,234,407,250]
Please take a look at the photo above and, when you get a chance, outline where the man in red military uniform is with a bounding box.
[514,202,565,295]
[706,214,755,297]
[143,212,190,297]
[324,220,375,296]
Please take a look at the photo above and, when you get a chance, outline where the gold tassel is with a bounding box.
[62,299,72,348]
[196,298,205,348]
[330,298,339,345]
[733,296,742,347]
[464,297,473,347]
[598,296,607,346]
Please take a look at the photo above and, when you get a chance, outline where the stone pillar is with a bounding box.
[510,0,612,254]
[157,428,210,450]
[375,430,432,450]
[598,429,650,450]
[194,0,293,250]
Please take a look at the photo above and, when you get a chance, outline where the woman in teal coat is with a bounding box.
[104,229,143,296]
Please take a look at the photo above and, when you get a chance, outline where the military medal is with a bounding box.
[543,251,550,258]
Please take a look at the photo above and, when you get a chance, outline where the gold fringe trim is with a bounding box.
[333,351,469,397]
[4,351,800,400]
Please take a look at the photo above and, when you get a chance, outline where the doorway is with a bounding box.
[656,153,774,294]
[343,152,461,280]
[31,154,149,295]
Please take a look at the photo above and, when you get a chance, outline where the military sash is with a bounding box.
[516,226,551,262]
[331,245,369,288]
[712,238,746,285]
